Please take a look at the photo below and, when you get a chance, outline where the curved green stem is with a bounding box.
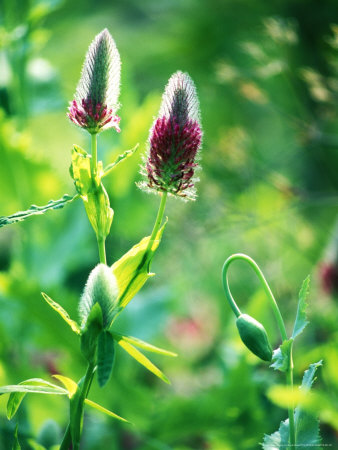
[222,253,295,448]
[222,253,287,340]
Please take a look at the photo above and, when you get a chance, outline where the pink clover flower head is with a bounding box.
[68,29,121,134]
[139,71,202,200]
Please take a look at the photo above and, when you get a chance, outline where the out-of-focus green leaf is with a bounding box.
[112,219,167,309]
[12,425,21,450]
[116,336,170,384]
[292,276,310,339]
[270,339,293,372]
[53,374,78,398]
[6,378,67,419]
[84,398,129,422]
[103,144,139,178]
[41,292,81,335]
[111,332,177,357]
[0,194,78,228]
[97,331,115,387]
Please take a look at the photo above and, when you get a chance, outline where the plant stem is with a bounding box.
[90,132,107,264]
[287,342,296,448]
[91,133,98,180]
[222,253,296,447]
[145,191,168,255]
[222,253,287,340]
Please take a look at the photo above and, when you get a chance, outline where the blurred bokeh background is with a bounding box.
[0,0,338,448]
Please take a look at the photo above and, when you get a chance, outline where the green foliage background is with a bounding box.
[0,0,338,448]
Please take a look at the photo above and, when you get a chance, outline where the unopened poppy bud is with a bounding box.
[236,314,273,362]
[68,29,121,134]
[138,71,202,200]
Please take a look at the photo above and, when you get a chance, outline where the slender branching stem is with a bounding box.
[221,253,296,447]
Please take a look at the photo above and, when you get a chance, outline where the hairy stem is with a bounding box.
[90,132,107,264]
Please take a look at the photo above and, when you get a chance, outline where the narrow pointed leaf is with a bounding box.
[7,378,67,420]
[0,194,78,228]
[42,292,81,334]
[52,375,78,398]
[103,144,139,177]
[85,398,128,422]
[97,331,115,387]
[80,303,103,363]
[112,219,167,309]
[111,332,177,357]
[292,276,310,339]
[116,338,170,384]
[262,418,289,449]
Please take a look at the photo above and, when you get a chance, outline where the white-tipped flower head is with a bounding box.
[138,71,202,200]
[68,29,121,134]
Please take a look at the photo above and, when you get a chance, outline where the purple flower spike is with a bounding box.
[139,71,202,200]
[68,29,121,134]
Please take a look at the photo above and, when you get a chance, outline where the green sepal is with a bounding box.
[0,194,78,228]
[12,424,21,450]
[270,339,293,372]
[80,303,103,363]
[112,219,167,309]
[114,334,170,384]
[103,144,139,178]
[97,331,115,387]
[292,276,310,339]
[236,314,273,362]
[5,379,68,420]
[41,292,81,335]
[111,332,177,357]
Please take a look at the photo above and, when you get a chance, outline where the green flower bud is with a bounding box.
[236,313,273,362]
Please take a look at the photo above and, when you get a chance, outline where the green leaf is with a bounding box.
[83,183,114,240]
[79,264,119,329]
[262,418,289,449]
[270,339,293,372]
[6,379,67,419]
[80,303,103,363]
[115,336,170,384]
[111,332,177,357]
[41,292,81,335]
[265,362,324,448]
[12,424,21,450]
[292,276,310,339]
[52,375,78,398]
[84,398,129,423]
[0,194,78,228]
[103,144,139,178]
[69,145,92,195]
[112,219,167,309]
[69,376,83,446]
[294,361,323,446]
[97,331,115,387]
